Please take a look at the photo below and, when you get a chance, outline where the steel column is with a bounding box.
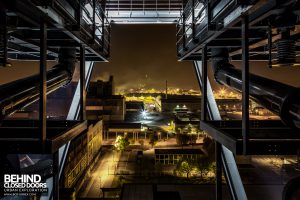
[194,60,247,200]
[242,15,249,155]
[92,0,96,42]
[200,46,222,199]
[76,1,83,29]
[39,19,47,149]
[201,45,207,121]
[53,152,59,200]
[206,1,211,30]
[182,13,186,50]
[216,141,222,200]
[191,0,196,41]
[80,45,86,121]
[0,10,8,67]
[101,11,105,51]
[107,25,111,56]
[268,21,272,68]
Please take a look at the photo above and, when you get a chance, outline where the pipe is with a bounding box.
[0,48,76,120]
[211,48,300,128]
[282,176,300,200]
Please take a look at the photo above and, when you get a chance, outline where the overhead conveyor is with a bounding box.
[0,1,110,199]
[0,0,110,62]
[105,0,187,23]
[177,0,300,154]
[177,0,300,62]
[180,0,300,199]
[0,0,111,146]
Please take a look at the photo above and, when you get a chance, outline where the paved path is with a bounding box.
[79,149,120,198]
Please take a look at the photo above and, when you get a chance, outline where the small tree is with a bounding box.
[203,136,215,161]
[209,162,216,176]
[187,124,193,133]
[149,133,158,147]
[188,134,197,145]
[176,133,189,147]
[138,139,144,147]
[114,135,129,152]
[196,156,210,179]
[174,159,195,179]
[154,162,163,175]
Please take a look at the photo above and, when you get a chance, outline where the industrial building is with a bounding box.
[155,148,204,165]
[86,95,125,121]
[86,77,125,121]
[161,95,201,113]
[0,0,300,200]
[61,120,103,198]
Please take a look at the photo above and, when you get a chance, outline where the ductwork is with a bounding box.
[0,48,77,120]
[211,48,300,128]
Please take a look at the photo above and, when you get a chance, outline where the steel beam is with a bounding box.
[200,46,222,198]
[101,11,105,50]
[39,18,47,150]
[201,45,207,121]
[67,61,94,120]
[194,61,247,200]
[216,141,222,200]
[208,40,241,48]
[2,0,109,61]
[242,15,249,155]
[182,13,186,50]
[53,152,59,200]
[178,4,253,61]
[191,0,196,42]
[92,0,96,42]
[200,120,300,155]
[80,45,86,121]
[0,10,8,67]
[267,21,272,68]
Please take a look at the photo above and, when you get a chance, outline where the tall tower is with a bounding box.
[165,80,168,99]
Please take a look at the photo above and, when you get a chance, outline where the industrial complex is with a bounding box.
[0,0,300,200]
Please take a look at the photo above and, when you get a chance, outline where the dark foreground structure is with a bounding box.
[0,0,300,199]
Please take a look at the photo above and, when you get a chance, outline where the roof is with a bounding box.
[155,148,204,155]
[161,95,201,103]
[108,122,142,129]
[126,101,144,110]
[88,95,124,100]
[121,184,154,200]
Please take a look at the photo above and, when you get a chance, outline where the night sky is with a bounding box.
[91,24,199,91]
[91,23,300,91]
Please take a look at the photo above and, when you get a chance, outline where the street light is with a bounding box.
[141,110,147,119]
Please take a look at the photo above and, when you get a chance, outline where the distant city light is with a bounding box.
[117,87,201,96]
[219,88,226,97]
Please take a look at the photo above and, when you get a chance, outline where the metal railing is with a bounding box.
[176,0,208,55]
[79,0,111,55]
[41,0,111,56]
[176,0,247,58]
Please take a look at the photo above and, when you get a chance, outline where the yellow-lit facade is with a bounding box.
[63,120,103,189]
